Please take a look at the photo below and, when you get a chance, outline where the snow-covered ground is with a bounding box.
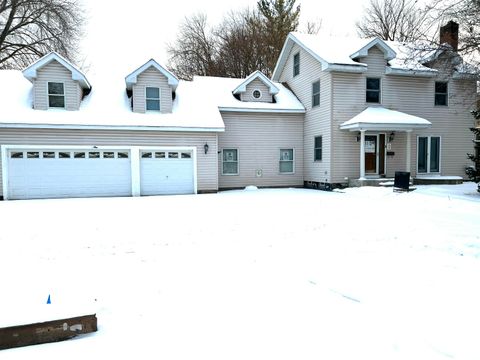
[0,183,479,359]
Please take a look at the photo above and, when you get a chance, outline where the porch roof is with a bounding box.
[340,107,432,131]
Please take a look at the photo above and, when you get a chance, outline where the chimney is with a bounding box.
[440,21,459,51]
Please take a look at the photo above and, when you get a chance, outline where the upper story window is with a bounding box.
[366,78,381,103]
[435,81,448,106]
[48,82,65,108]
[293,52,300,77]
[312,81,320,107]
[253,89,261,99]
[146,87,160,111]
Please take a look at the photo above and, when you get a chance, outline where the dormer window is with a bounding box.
[146,87,160,111]
[253,89,261,99]
[293,52,300,77]
[48,82,65,108]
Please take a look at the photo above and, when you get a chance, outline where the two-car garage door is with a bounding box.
[4,147,195,200]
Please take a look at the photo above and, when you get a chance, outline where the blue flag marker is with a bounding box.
[46,294,51,304]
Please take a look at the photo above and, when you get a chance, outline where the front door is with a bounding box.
[364,135,377,174]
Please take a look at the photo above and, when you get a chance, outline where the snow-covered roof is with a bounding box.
[0,63,303,132]
[232,70,279,96]
[125,59,179,91]
[22,52,91,89]
[194,76,304,113]
[340,107,432,131]
[272,32,439,80]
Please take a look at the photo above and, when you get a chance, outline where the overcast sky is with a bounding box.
[80,0,372,68]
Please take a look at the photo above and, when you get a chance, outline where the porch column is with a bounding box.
[406,130,412,173]
[360,130,366,180]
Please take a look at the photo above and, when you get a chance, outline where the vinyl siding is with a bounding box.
[278,43,332,184]
[33,60,82,111]
[132,67,173,114]
[241,79,272,102]
[0,129,218,196]
[331,46,477,182]
[218,112,303,188]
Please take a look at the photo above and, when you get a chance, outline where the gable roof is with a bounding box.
[272,32,438,81]
[22,52,91,89]
[125,59,179,91]
[232,70,279,95]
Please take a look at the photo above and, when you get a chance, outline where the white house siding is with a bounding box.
[33,60,82,111]
[331,46,477,182]
[132,67,172,114]
[218,112,304,189]
[241,79,272,102]
[0,128,218,197]
[278,43,332,184]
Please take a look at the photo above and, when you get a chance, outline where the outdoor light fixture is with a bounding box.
[388,132,395,142]
[204,143,209,154]
[356,132,361,142]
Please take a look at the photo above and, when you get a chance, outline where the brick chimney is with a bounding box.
[440,21,459,51]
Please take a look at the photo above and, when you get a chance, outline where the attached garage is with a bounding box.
[5,148,132,200]
[1,145,198,200]
[140,149,195,196]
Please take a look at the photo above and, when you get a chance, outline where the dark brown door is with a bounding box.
[365,135,377,173]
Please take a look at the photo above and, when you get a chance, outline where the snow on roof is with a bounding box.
[232,70,279,95]
[340,106,432,131]
[22,52,91,89]
[193,76,304,113]
[125,59,179,91]
[272,32,438,80]
[0,59,303,131]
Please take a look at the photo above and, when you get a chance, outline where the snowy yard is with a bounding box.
[1,183,479,359]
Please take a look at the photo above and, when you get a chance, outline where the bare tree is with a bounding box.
[356,0,430,41]
[167,13,220,80]
[0,0,84,69]
[302,18,322,35]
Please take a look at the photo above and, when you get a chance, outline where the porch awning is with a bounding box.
[340,107,432,131]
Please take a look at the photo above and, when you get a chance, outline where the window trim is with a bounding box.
[222,148,239,176]
[293,52,300,77]
[252,89,262,99]
[417,136,441,174]
[366,77,381,104]
[312,80,320,108]
[434,81,449,106]
[145,86,161,112]
[279,148,295,174]
[47,81,66,109]
[314,136,322,162]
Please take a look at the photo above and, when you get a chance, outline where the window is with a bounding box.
[48,82,65,108]
[59,152,71,158]
[43,152,55,158]
[253,90,261,99]
[181,152,192,159]
[293,52,300,77]
[418,136,440,173]
[222,149,238,175]
[155,152,166,158]
[312,81,320,107]
[146,87,160,111]
[366,78,381,103]
[10,152,23,158]
[89,152,100,158]
[435,82,448,106]
[74,152,86,159]
[117,152,129,159]
[27,152,39,158]
[168,152,179,159]
[314,136,322,161]
[279,149,294,173]
[141,152,152,158]
[103,152,115,158]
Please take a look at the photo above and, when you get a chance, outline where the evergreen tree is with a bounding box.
[466,109,480,192]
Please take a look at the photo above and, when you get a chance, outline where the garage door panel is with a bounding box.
[140,152,194,196]
[7,150,132,200]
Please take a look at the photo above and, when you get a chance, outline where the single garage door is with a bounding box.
[140,150,194,196]
[7,149,132,200]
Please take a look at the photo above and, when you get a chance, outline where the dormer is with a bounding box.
[22,52,91,111]
[125,59,179,114]
[233,71,279,103]
[349,38,397,63]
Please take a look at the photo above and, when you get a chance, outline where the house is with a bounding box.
[0,21,477,200]
[272,21,477,188]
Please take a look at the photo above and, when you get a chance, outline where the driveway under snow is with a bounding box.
[0,184,479,359]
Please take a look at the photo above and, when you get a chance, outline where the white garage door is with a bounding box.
[7,149,132,200]
[140,150,194,196]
